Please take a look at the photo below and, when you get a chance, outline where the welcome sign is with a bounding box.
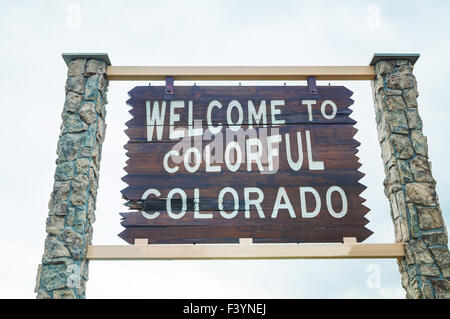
[119,85,371,244]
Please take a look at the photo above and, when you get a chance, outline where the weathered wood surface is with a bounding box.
[118,225,372,244]
[126,86,355,127]
[120,85,371,244]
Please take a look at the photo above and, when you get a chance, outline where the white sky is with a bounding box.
[0,0,449,298]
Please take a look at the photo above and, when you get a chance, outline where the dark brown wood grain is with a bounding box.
[120,85,371,244]
[118,224,373,244]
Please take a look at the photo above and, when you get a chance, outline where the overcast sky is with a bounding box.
[0,0,449,299]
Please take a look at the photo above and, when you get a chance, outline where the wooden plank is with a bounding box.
[107,66,375,81]
[124,123,359,144]
[120,196,370,226]
[126,85,355,127]
[121,174,366,200]
[121,184,367,212]
[86,242,405,260]
[118,224,373,244]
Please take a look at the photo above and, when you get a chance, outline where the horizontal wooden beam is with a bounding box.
[106,66,375,81]
[86,241,404,260]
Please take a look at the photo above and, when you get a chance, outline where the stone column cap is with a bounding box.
[370,53,420,66]
[62,53,111,66]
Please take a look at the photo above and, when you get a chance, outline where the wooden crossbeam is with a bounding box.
[86,241,404,260]
[106,66,375,81]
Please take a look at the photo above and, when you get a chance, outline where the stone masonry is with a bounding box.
[371,54,450,298]
[35,54,109,298]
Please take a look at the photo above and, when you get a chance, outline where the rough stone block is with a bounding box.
[39,264,69,291]
[398,64,413,75]
[66,207,76,226]
[407,203,420,239]
[385,95,407,110]
[411,130,428,156]
[66,75,85,94]
[376,114,390,143]
[410,155,433,183]
[375,60,395,75]
[85,59,106,75]
[419,264,441,277]
[397,160,413,184]
[389,193,399,220]
[64,91,82,113]
[62,228,83,260]
[68,59,86,77]
[405,183,436,206]
[411,240,434,264]
[84,74,100,100]
[385,89,403,96]
[79,101,97,125]
[431,279,450,299]
[384,165,400,189]
[406,108,422,129]
[417,206,443,230]
[373,74,384,93]
[96,117,106,143]
[389,134,415,159]
[429,246,450,278]
[36,289,51,299]
[381,139,393,164]
[386,110,408,134]
[51,181,71,206]
[408,277,421,298]
[76,158,90,175]
[43,236,71,259]
[53,289,76,299]
[386,72,413,90]
[87,195,96,224]
[404,88,418,108]
[423,231,448,248]
[54,162,74,181]
[46,216,65,235]
[421,281,435,299]
[61,113,88,133]
[57,133,86,163]
[70,175,89,206]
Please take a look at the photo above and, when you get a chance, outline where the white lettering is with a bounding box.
[169,100,185,139]
[321,100,337,120]
[300,187,321,218]
[244,187,265,218]
[146,100,166,141]
[302,100,316,122]
[271,187,296,218]
[270,100,285,126]
[326,186,348,218]
[167,188,187,219]
[218,187,239,219]
[248,100,267,129]
[207,100,222,134]
[305,130,324,170]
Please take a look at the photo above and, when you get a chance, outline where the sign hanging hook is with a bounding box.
[164,76,174,99]
[307,76,317,95]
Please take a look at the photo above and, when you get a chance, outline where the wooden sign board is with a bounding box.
[120,86,371,244]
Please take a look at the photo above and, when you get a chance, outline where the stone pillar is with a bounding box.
[371,53,450,298]
[35,53,110,299]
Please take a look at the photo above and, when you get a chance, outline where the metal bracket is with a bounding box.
[307,76,317,95]
[164,76,174,98]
